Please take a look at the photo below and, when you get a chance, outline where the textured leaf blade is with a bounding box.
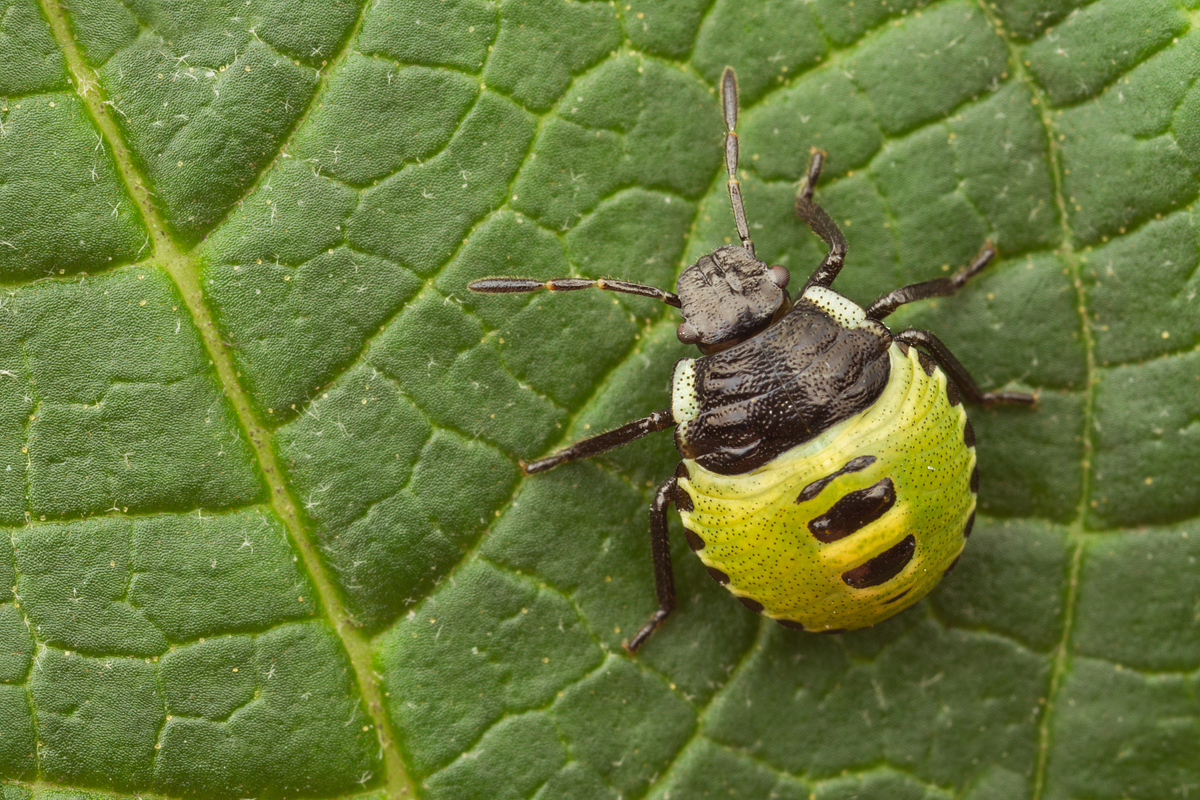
[1,0,1198,798]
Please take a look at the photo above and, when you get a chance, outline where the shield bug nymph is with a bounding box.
[470,67,1035,652]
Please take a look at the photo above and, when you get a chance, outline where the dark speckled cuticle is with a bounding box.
[963,419,975,447]
[675,299,892,476]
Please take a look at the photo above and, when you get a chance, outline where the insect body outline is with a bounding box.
[470,67,1034,652]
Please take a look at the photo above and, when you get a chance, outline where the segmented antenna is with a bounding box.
[469,277,681,307]
[721,67,754,257]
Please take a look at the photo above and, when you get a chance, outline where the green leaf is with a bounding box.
[2,0,1198,798]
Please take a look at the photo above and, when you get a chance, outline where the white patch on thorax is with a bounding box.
[671,358,700,423]
[802,285,866,327]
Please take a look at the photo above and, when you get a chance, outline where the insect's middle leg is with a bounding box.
[895,328,1036,407]
[625,474,678,653]
[522,408,675,475]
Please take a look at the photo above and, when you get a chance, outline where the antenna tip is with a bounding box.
[721,67,738,128]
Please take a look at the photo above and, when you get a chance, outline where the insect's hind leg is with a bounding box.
[522,408,675,475]
[866,243,995,321]
[795,150,849,291]
[894,328,1036,407]
[625,474,679,653]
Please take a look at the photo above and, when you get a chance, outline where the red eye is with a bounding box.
[770,265,790,288]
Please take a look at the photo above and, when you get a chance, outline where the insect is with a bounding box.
[470,67,1035,652]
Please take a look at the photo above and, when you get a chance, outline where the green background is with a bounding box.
[1,0,1199,797]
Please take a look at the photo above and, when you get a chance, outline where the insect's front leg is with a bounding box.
[522,408,674,475]
[625,473,679,653]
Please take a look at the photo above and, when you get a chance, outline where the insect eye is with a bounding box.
[677,322,701,344]
[770,265,790,288]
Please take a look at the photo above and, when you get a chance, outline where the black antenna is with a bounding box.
[721,67,754,256]
[468,277,681,308]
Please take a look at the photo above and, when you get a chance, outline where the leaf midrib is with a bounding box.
[34,0,415,796]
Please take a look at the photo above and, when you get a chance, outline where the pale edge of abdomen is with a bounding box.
[675,343,976,632]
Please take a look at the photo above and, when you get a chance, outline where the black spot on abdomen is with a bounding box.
[808,478,896,543]
[842,534,916,588]
[797,455,876,503]
[675,485,693,513]
[674,463,694,512]
[776,618,805,630]
[737,596,764,613]
[684,528,706,551]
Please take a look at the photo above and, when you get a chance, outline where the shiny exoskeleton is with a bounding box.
[470,67,1035,652]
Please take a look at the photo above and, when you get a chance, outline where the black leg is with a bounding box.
[469,277,681,308]
[866,243,995,321]
[796,150,849,292]
[522,409,675,475]
[626,475,678,653]
[894,329,1036,407]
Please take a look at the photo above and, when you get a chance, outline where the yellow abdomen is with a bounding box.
[677,343,975,631]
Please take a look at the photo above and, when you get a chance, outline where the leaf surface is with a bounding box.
[2,0,1199,798]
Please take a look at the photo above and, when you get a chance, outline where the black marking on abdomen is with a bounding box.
[674,463,693,511]
[963,419,975,447]
[963,510,976,538]
[684,528,706,551]
[776,619,805,630]
[738,596,764,613]
[808,477,896,543]
[707,566,730,585]
[797,455,877,503]
[916,351,935,376]
[882,588,911,605]
[970,465,979,493]
[947,380,961,407]
[675,484,694,513]
[842,534,916,588]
